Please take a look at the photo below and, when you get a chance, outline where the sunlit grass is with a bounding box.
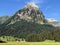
[0,40,60,45]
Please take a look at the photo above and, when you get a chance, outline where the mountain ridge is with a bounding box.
[3,3,46,25]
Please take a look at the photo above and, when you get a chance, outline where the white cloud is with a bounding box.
[25,0,45,4]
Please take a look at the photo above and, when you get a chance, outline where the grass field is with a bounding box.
[0,40,60,45]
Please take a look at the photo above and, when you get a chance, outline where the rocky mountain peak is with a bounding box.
[5,3,46,25]
[12,2,46,24]
[24,2,39,9]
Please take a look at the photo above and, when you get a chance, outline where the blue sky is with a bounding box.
[0,0,60,21]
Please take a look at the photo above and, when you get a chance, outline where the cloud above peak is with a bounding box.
[30,0,44,4]
[25,0,45,4]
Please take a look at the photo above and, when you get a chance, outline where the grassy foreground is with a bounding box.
[0,40,60,45]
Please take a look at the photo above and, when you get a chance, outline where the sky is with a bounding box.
[0,0,60,21]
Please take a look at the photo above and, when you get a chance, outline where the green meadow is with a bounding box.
[0,40,60,45]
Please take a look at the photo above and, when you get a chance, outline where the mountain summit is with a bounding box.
[24,2,39,9]
[9,3,46,24]
[1,3,47,26]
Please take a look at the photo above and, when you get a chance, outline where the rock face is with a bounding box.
[11,3,46,24]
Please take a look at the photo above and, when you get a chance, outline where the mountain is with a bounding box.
[0,3,56,39]
[0,16,9,24]
[3,3,46,26]
[47,18,60,27]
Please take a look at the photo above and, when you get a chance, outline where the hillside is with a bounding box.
[0,16,9,24]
